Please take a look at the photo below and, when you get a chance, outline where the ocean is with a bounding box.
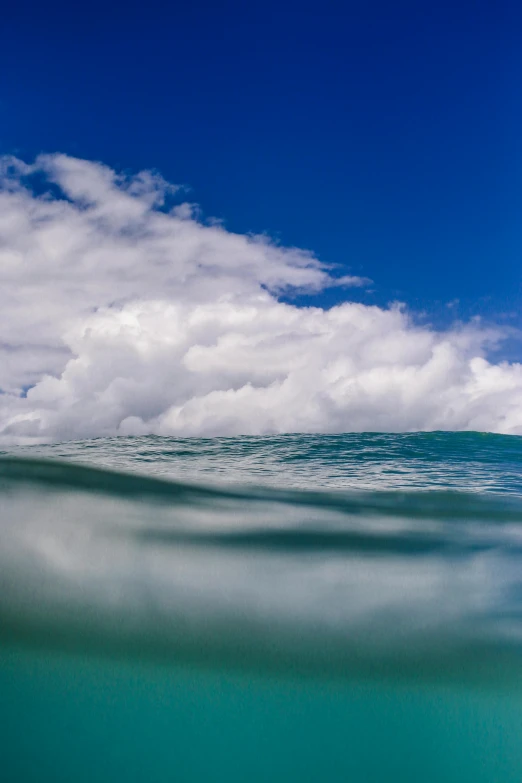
[2,432,522,782]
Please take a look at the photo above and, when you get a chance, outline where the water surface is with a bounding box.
[2,432,522,781]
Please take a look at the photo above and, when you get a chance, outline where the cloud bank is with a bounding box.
[0,153,521,443]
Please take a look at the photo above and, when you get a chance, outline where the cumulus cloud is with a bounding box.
[0,153,521,443]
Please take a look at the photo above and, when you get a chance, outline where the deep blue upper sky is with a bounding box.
[2,0,521,342]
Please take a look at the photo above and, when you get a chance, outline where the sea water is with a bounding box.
[1,432,522,782]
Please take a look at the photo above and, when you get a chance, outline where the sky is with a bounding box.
[0,0,521,440]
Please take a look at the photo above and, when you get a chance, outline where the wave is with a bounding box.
[5,430,522,493]
[2,452,522,681]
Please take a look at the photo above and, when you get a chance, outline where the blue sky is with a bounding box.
[1,2,522,439]
[1,0,520,333]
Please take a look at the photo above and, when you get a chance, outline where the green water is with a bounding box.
[3,648,522,783]
[2,432,522,781]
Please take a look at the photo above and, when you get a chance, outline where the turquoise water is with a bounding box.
[3,649,522,783]
[2,432,522,781]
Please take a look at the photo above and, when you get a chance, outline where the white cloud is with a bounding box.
[0,153,521,443]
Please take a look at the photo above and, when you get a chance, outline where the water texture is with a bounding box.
[2,432,522,781]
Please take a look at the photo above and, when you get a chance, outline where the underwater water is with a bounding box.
[2,432,522,781]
